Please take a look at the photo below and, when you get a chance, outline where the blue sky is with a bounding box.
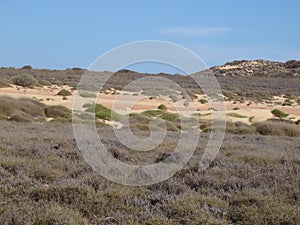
[1,0,299,72]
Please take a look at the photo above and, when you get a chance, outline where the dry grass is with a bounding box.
[0,96,46,121]
[0,121,298,224]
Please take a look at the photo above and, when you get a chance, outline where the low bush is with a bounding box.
[37,79,52,86]
[271,109,288,118]
[284,60,300,68]
[157,104,167,110]
[222,90,235,99]
[225,60,248,66]
[198,99,208,104]
[141,109,179,121]
[95,109,123,121]
[227,122,256,134]
[0,79,10,88]
[33,203,87,225]
[57,89,72,96]
[129,113,151,124]
[84,103,107,113]
[255,120,300,137]
[8,111,33,122]
[128,113,180,131]
[0,96,45,118]
[44,105,71,121]
[21,65,33,69]
[227,112,248,118]
[260,93,271,100]
[282,99,293,106]
[79,91,97,98]
[11,74,39,87]
[202,120,256,135]
[169,94,179,102]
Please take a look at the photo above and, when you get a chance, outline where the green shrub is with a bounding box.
[57,89,72,96]
[157,104,167,110]
[233,107,240,110]
[84,103,107,113]
[11,74,39,87]
[141,110,179,121]
[260,93,271,100]
[128,113,180,131]
[95,109,123,121]
[79,91,97,98]
[271,109,288,118]
[129,113,151,124]
[227,112,248,118]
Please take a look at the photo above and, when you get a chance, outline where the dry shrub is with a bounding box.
[157,104,167,110]
[255,120,300,137]
[0,79,10,88]
[0,96,45,119]
[57,89,72,96]
[202,120,256,135]
[9,111,33,122]
[44,105,71,120]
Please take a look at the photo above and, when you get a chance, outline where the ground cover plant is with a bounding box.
[0,121,299,224]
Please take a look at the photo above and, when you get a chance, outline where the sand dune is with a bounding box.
[0,85,299,124]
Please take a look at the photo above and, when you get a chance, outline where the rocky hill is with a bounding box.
[212,59,300,77]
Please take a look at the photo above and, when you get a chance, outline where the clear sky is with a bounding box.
[1,0,299,72]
